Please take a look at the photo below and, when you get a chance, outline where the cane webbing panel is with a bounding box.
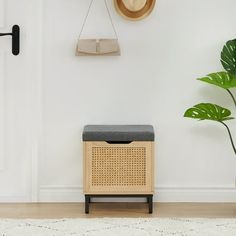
[91,147,146,186]
[84,141,154,194]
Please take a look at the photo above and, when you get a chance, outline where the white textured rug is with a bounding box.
[1,218,236,236]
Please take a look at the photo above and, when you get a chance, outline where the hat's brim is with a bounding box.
[114,0,156,21]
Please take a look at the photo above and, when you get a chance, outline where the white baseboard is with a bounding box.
[0,196,31,202]
[157,186,236,202]
[39,186,84,202]
[39,185,236,203]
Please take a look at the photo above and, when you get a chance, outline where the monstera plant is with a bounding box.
[184,39,236,155]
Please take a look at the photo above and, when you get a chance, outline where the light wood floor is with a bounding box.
[0,203,236,218]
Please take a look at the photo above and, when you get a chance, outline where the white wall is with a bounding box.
[39,0,236,202]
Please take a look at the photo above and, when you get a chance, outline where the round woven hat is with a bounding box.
[114,0,156,21]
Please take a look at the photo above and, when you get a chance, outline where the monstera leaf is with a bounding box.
[184,103,234,122]
[197,72,236,89]
[221,39,236,76]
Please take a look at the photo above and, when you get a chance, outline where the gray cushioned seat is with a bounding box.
[83,125,154,141]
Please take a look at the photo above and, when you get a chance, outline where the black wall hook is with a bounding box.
[0,25,20,56]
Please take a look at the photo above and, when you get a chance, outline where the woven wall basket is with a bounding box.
[76,0,120,57]
[76,39,120,56]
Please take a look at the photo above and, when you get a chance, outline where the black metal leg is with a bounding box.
[85,196,90,214]
[148,195,153,214]
[84,194,153,214]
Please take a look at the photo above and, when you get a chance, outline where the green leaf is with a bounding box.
[184,103,234,122]
[221,39,236,76]
[197,72,236,89]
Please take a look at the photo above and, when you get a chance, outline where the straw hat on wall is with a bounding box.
[114,0,156,21]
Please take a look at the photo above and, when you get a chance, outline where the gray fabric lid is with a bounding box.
[83,125,154,141]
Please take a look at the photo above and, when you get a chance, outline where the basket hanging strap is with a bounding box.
[104,0,118,39]
[78,0,118,40]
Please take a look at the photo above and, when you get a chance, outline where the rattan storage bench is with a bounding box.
[83,125,155,214]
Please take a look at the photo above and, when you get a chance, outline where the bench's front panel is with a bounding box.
[84,141,154,194]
